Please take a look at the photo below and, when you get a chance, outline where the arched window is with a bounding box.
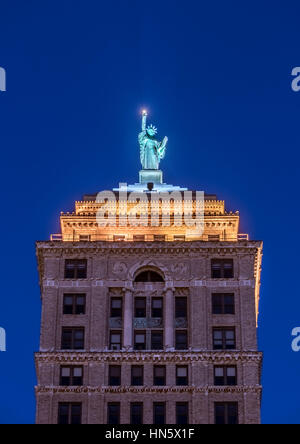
[134,270,164,283]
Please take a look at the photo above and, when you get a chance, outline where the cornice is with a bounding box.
[35,351,262,364]
[41,278,256,289]
[36,242,263,259]
[35,384,262,395]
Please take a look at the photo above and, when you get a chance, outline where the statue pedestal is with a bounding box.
[139,170,163,185]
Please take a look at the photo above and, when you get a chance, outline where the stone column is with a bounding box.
[164,287,174,351]
[123,289,133,350]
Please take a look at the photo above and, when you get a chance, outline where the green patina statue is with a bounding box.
[138,110,168,170]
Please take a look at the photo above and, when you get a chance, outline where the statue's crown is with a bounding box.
[147,124,158,134]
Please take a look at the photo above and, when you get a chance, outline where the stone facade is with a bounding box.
[35,221,263,423]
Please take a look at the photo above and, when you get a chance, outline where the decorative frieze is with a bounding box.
[35,384,262,395]
[35,351,263,364]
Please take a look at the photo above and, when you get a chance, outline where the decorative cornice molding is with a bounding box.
[41,278,255,290]
[36,242,262,258]
[35,351,262,364]
[35,384,262,395]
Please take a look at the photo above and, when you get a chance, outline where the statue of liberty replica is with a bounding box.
[138,110,168,185]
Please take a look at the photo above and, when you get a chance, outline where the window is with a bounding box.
[212,293,235,315]
[153,403,165,425]
[58,403,82,425]
[107,403,120,425]
[60,366,83,386]
[153,366,166,386]
[109,366,121,386]
[61,328,84,350]
[213,328,236,350]
[175,297,187,318]
[151,331,163,350]
[152,298,163,318]
[211,259,234,278]
[63,294,86,315]
[130,403,143,425]
[64,259,87,279]
[215,403,238,425]
[134,270,164,282]
[175,331,188,350]
[134,331,146,350]
[135,298,146,317]
[176,366,188,386]
[214,366,237,386]
[131,366,143,386]
[113,235,125,242]
[174,235,185,241]
[176,403,188,425]
[110,331,122,351]
[154,235,166,241]
[79,235,90,241]
[208,234,220,241]
[133,235,145,242]
[110,298,122,318]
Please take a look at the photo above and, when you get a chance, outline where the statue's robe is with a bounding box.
[138,131,160,170]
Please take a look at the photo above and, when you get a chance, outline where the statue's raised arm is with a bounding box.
[141,110,147,132]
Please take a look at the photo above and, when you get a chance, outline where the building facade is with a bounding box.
[35,113,263,424]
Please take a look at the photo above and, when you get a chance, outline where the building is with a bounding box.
[35,113,263,424]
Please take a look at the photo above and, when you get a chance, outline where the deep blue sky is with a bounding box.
[0,0,299,424]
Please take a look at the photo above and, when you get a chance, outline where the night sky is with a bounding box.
[0,0,300,424]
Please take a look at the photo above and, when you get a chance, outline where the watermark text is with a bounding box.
[0,67,6,92]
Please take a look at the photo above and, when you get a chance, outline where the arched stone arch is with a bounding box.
[128,259,172,282]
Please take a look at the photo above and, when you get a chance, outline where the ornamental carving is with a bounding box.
[112,261,128,276]
[171,262,189,278]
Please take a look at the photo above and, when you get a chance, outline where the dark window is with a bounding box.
[215,403,238,425]
[109,366,121,386]
[113,235,125,241]
[133,235,145,242]
[131,366,143,386]
[175,297,187,318]
[64,259,87,279]
[110,298,122,318]
[213,328,236,350]
[208,235,220,241]
[135,298,146,317]
[131,403,143,425]
[61,328,84,350]
[110,331,122,351]
[152,298,163,318]
[153,403,165,425]
[175,331,188,350]
[58,403,82,425]
[63,294,86,315]
[134,331,146,350]
[214,366,237,386]
[153,366,166,386]
[108,403,120,425]
[176,403,188,425]
[79,235,90,241]
[60,366,83,386]
[176,366,188,385]
[174,235,185,241]
[211,259,234,279]
[151,331,163,350]
[154,235,166,241]
[134,270,164,282]
[212,293,235,315]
